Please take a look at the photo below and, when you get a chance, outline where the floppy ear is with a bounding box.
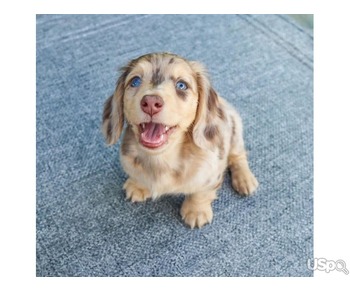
[102,72,127,145]
[190,61,221,149]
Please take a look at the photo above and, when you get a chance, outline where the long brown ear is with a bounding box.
[190,61,221,149]
[102,72,126,145]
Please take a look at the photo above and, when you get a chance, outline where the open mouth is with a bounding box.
[139,122,176,149]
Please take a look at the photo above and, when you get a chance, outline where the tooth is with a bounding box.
[141,123,145,129]
[165,126,169,131]
[161,134,164,140]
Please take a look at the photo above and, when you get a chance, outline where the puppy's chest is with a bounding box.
[122,153,222,197]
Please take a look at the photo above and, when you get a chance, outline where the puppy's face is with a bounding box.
[103,53,219,153]
[124,55,199,151]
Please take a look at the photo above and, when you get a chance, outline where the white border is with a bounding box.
[33,0,317,14]
[2,0,350,290]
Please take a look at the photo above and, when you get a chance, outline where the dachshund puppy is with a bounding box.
[102,52,258,228]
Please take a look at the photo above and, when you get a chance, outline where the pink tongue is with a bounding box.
[142,123,165,142]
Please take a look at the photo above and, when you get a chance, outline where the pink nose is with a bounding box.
[140,95,164,116]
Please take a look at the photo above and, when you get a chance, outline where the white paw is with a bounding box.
[123,179,151,202]
[232,169,259,196]
[180,200,213,229]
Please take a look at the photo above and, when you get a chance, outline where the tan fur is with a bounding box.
[102,52,258,228]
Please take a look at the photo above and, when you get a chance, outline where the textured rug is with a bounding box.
[36,14,313,276]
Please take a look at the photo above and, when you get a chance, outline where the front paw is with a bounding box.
[232,169,259,196]
[123,179,151,202]
[180,199,213,229]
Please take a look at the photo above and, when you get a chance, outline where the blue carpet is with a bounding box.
[36,14,313,276]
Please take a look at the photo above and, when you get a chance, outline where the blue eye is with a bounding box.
[130,76,142,87]
[176,81,188,90]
